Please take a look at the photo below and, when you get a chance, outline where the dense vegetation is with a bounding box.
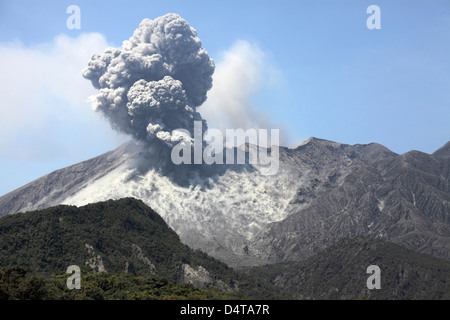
[0,266,243,300]
[0,198,232,279]
[0,198,283,300]
[1,198,449,300]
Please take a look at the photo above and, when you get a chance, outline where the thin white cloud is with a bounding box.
[200,40,288,146]
[0,33,127,161]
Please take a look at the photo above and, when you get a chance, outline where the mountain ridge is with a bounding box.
[0,137,449,268]
[252,141,450,263]
[432,141,450,158]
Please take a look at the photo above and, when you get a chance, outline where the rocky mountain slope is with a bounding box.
[0,137,448,268]
[252,139,450,263]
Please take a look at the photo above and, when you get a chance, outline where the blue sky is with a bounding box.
[0,0,449,195]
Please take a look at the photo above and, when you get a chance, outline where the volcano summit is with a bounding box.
[0,14,449,269]
[1,137,449,268]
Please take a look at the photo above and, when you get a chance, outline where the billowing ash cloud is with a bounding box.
[82,13,214,147]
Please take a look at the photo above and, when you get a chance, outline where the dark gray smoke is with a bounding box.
[82,13,214,148]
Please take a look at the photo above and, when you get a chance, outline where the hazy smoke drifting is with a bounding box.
[83,13,214,148]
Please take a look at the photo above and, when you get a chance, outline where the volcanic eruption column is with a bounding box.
[82,13,215,151]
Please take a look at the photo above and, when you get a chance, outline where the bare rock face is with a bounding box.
[175,262,231,291]
[0,137,449,267]
[85,243,106,273]
[176,263,211,289]
[130,243,156,274]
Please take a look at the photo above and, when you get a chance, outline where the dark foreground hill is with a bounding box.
[249,237,450,300]
[0,198,280,299]
[0,198,449,299]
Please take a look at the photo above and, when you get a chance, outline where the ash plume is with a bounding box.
[83,13,214,150]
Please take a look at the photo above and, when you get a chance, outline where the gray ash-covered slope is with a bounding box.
[252,139,450,263]
[0,142,141,216]
[0,137,449,267]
